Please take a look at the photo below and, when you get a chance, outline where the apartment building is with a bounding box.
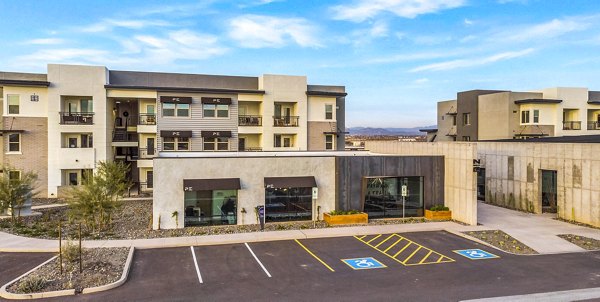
[1,64,347,198]
[431,87,600,141]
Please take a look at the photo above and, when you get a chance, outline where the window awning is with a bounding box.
[183,178,241,191]
[160,130,192,138]
[201,97,232,105]
[201,131,232,138]
[264,176,317,188]
[160,96,192,104]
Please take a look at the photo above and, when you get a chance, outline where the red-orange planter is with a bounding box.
[425,210,452,221]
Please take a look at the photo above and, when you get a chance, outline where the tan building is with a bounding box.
[0,64,347,198]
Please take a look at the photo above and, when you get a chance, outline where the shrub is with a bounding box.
[429,204,450,211]
[60,241,80,263]
[328,210,362,215]
[17,276,46,293]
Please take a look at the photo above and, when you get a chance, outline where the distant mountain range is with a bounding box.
[347,126,436,136]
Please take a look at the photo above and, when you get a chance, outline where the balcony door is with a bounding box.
[238,137,246,151]
[147,138,155,156]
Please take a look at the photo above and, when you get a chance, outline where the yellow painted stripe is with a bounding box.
[383,238,404,253]
[357,235,366,240]
[436,254,445,263]
[392,242,412,258]
[294,239,335,272]
[402,246,422,264]
[418,251,433,264]
[374,234,395,248]
[366,234,382,244]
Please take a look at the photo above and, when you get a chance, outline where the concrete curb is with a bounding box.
[0,256,77,300]
[0,247,59,253]
[0,247,135,299]
[81,246,135,294]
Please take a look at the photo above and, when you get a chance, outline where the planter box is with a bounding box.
[323,213,368,226]
[425,210,452,221]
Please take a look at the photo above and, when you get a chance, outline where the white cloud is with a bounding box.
[410,48,535,72]
[238,0,284,8]
[228,15,320,48]
[133,30,228,63]
[464,18,473,25]
[80,19,172,33]
[413,78,429,84]
[498,18,589,42]
[331,0,465,22]
[25,38,64,45]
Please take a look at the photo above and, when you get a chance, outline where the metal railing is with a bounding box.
[59,112,94,125]
[238,115,262,126]
[139,148,157,159]
[273,116,299,127]
[139,114,156,125]
[562,121,581,130]
[587,121,600,130]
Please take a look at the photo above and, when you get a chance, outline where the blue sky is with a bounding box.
[1,0,600,127]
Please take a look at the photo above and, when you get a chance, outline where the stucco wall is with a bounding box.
[153,156,336,229]
[478,142,600,227]
[364,141,478,225]
[436,100,457,142]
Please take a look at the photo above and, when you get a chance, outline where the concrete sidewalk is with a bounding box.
[1,201,598,254]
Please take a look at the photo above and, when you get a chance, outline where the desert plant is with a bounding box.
[429,204,450,211]
[329,209,361,215]
[0,166,38,223]
[172,211,179,228]
[60,241,80,263]
[17,276,46,294]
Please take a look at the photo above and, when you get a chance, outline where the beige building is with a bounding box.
[0,64,347,198]
[432,87,600,141]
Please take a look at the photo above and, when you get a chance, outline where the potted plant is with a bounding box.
[425,204,452,220]
[323,210,368,226]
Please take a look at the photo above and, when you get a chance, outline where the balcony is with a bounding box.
[59,112,94,125]
[588,121,600,130]
[562,121,581,130]
[139,148,157,159]
[139,114,156,125]
[273,116,299,127]
[239,115,262,126]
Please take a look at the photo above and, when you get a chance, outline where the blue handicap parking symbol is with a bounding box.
[342,257,387,270]
[453,249,499,260]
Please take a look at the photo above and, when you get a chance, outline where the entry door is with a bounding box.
[238,137,246,151]
[147,138,155,156]
[541,170,557,213]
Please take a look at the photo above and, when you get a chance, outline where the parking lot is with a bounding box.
[31,230,598,301]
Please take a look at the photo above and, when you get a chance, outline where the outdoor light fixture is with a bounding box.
[30,94,39,102]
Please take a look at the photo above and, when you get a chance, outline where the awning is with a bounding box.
[160,96,193,104]
[201,131,232,138]
[183,178,241,191]
[160,130,192,138]
[201,97,232,105]
[264,176,317,188]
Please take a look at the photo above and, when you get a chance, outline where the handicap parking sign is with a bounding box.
[453,249,499,260]
[342,257,387,270]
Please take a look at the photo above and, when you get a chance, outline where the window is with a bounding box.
[325,104,333,120]
[325,134,334,150]
[364,177,424,218]
[8,170,21,181]
[521,110,530,123]
[203,137,229,151]
[69,172,78,186]
[533,110,539,123]
[81,134,93,148]
[462,136,471,141]
[452,115,457,126]
[80,99,93,113]
[162,103,189,117]
[203,104,229,118]
[8,95,19,114]
[463,113,471,126]
[184,190,237,226]
[8,133,20,152]
[68,137,78,148]
[274,134,293,147]
[163,137,189,151]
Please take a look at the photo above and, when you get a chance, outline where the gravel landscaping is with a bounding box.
[7,247,129,294]
[464,230,538,255]
[558,234,600,251]
[30,198,66,207]
[0,200,431,240]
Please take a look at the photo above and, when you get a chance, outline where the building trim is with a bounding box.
[104,84,265,95]
[514,98,562,104]
[183,178,241,191]
[264,176,317,188]
[160,96,193,104]
[306,91,348,97]
[419,128,438,133]
[160,130,193,138]
[0,80,50,87]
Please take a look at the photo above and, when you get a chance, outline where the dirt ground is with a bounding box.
[558,234,600,251]
[464,230,538,255]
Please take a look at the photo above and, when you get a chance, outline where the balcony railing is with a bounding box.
[60,112,94,125]
[273,116,299,127]
[139,114,156,125]
[562,121,581,130]
[139,148,157,159]
[238,115,262,126]
[587,121,600,130]
[240,147,263,151]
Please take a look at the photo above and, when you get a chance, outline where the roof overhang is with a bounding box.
[420,129,438,133]
[514,99,562,105]
[0,80,50,87]
[104,84,265,95]
[264,176,317,188]
[306,91,347,97]
[183,178,241,191]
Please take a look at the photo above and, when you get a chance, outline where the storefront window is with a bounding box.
[363,176,424,218]
[184,190,237,226]
[265,187,312,222]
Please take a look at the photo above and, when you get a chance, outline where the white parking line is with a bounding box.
[244,242,272,278]
[190,246,203,284]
